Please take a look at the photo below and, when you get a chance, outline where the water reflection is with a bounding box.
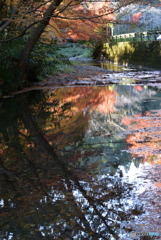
[0,85,161,239]
[100,61,125,72]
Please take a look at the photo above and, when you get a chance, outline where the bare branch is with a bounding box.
[0,0,139,43]
[0,18,46,42]
[48,23,65,39]
[26,0,52,14]
[0,7,16,33]
[56,0,83,15]
[54,0,137,20]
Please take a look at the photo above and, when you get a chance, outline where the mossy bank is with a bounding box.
[103,41,161,69]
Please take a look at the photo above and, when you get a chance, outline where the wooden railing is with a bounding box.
[112,30,161,42]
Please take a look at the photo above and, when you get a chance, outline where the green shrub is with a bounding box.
[0,39,93,94]
[0,39,71,93]
[58,42,93,59]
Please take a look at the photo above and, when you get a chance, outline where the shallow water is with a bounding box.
[1,83,161,239]
[70,60,161,87]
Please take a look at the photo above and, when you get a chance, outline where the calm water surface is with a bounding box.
[0,85,161,239]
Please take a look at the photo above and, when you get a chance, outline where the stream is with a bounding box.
[0,62,161,240]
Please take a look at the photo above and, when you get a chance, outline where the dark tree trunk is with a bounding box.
[19,0,63,75]
[0,0,4,11]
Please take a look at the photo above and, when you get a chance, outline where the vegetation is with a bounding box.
[0,0,146,94]
[103,41,161,68]
[0,85,150,239]
[0,0,158,94]
[1,1,161,238]
[114,1,161,34]
[58,42,93,59]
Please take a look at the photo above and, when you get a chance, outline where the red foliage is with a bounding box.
[131,12,142,23]
[49,1,115,41]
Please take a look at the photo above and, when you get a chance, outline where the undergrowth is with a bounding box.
[0,40,93,94]
[57,42,93,59]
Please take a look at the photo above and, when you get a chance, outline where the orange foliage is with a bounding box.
[49,1,115,41]
[131,12,142,23]
[122,110,161,164]
[133,86,143,92]
[155,182,161,188]
[57,86,117,114]
[45,87,117,147]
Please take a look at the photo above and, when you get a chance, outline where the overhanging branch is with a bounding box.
[0,7,16,33]
[0,0,144,43]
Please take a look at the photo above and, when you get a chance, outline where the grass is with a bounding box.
[57,42,93,59]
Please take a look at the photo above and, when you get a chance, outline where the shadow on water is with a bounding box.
[0,85,161,239]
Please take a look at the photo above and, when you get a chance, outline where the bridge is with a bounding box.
[112,31,161,42]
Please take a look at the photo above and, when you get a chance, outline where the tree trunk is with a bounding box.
[19,0,63,74]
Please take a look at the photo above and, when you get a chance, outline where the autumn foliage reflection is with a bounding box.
[51,86,117,113]
[0,89,140,240]
[45,86,117,147]
[122,110,161,164]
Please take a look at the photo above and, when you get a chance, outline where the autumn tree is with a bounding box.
[0,0,148,92]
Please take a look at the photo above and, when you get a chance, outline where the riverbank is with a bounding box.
[2,61,161,98]
[1,63,112,97]
[39,61,161,87]
[33,63,114,87]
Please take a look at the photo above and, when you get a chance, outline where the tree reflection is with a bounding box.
[0,88,145,240]
[122,89,161,164]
